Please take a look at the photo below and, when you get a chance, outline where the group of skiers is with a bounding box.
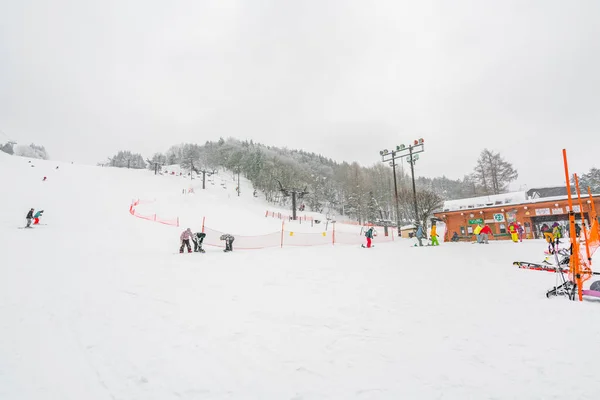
[179,228,235,253]
[25,208,44,228]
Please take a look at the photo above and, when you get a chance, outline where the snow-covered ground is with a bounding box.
[1,152,599,399]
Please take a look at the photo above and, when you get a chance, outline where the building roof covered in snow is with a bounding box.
[442,186,597,212]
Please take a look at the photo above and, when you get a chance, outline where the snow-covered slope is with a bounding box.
[1,152,599,399]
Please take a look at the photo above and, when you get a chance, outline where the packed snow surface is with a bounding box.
[1,153,599,399]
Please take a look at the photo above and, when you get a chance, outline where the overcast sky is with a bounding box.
[1,0,599,189]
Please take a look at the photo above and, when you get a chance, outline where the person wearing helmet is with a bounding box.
[25,208,34,228]
[179,228,193,253]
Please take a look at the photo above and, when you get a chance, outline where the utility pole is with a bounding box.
[380,149,402,235]
[408,145,419,227]
[380,138,425,231]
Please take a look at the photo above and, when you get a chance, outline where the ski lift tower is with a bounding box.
[277,180,309,220]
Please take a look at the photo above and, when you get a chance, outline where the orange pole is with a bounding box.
[332,222,335,245]
[588,187,599,237]
[201,216,205,233]
[563,149,582,301]
[574,175,591,263]
[280,221,284,248]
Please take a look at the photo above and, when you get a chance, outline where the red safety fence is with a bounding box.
[130,201,395,249]
[129,199,180,227]
[200,218,395,250]
[265,210,314,222]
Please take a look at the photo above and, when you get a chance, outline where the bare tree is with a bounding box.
[472,149,518,195]
[399,187,444,230]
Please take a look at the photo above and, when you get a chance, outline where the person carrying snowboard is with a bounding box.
[220,234,235,252]
[179,228,193,253]
[363,227,374,248]
[33,210,44,225]
[25,208,34,228]
[192,232,206,253]
[430,224,439,246]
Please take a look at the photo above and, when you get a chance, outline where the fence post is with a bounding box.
[177,217,179,227]
[280,221,284,248]
[202,216,205,233]
[332,222,336,245]
[265,210,268,217]
[154,214,156,221]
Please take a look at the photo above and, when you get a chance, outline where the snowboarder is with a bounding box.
[33,210,44,225]
[508,222,518,242]
[415,225,424,246]
[42,176,47,181]
[192,232,206,253]
[473,224,483,243]
[480,225,493,243]
[25,208,34,228]
[552,223,562,244]
[517,223,524,242]
[430,224,439,246]
[179,228,193,253]
[363,227,374,248]
[220,234,235,252]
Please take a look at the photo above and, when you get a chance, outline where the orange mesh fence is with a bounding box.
[586,220,600,255]
[129,200,179,227]
[265,210,314,222]
[202,227,282,249]
[283,231,331,247]
[130,202,398,249]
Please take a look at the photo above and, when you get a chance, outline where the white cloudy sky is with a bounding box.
[1,0,599,188]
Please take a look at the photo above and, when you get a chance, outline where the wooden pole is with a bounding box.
[280,221,285,248]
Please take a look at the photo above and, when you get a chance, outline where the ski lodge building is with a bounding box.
[434,187,600,241]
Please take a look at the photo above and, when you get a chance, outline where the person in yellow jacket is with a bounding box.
[430,224,439,246]
[474,224,483,243]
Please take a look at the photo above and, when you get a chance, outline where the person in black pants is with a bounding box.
[25,208,34,228]
[220,234,235,252]
[192,232,206,253]
[179,228,193,253]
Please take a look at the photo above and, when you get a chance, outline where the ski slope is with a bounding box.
[1,152,599,400]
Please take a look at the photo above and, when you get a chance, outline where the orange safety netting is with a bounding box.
[131,202,396,249]
[129,199,179,227]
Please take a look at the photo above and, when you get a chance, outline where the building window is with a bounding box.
[460,226,465,235]
[499,224,507,234]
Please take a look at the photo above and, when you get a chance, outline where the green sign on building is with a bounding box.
[468,218,484,224]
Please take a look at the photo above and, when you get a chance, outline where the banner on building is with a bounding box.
[535,208,551,216]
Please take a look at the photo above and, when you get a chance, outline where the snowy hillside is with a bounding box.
[1,152,599,399]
